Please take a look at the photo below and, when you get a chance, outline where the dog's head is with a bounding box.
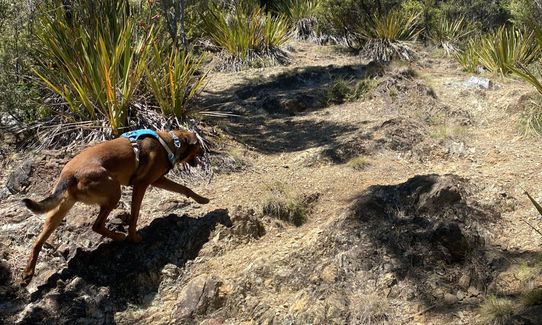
[173,130,205,167]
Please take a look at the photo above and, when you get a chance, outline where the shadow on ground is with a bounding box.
[224,117,358,154]
[339,174,542,321]
[17,209,231,325]
[197,63,383,154]
[198,63,380,115]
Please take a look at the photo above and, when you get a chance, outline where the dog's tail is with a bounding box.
[22,177,74,214]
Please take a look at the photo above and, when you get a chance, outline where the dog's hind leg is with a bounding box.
[90,179,124,241]
[92,206,125,241]
[22,198,74,286]
[152,176,210,204]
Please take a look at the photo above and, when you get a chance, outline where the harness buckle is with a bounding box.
[170,132,181,149]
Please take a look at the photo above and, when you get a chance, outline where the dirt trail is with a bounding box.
[2,42,542,324]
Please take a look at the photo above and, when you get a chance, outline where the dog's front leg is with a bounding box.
[128,183,149,242]
[152,176,210,204]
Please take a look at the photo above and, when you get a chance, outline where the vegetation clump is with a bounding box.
[3,0,542,142]
[203,0,290,69]
[262,182,318,226]
[273,0,320,40]
[357,10,422,62]
[479,296,516,325]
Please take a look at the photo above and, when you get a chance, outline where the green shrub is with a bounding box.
[454,39,481,73]
[145,45,207,119]
[430,0,510,32]
[0,0,41,121]
[33,0,153,136]
[317,0,401,47]
[429,16,474,55]
[506,0,542,27]
[479,296,516,324]
[357,10,423,61]
[477,26,540,76]
[324,78,374,105]
[203,0,290,67]
[274,0,320,39]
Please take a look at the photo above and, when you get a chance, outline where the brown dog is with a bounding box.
[20,129,210,285]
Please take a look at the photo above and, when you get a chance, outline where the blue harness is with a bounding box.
[121,129,161,142]
[121,129,182,168]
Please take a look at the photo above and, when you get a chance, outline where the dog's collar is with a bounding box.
[157,132,182,167]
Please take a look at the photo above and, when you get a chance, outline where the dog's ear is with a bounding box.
[186,132,198,145]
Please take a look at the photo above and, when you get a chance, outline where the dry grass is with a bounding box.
[347,156,371,170]
[350,294,393,324]
[479,296,517,325]
[261,182,315,226]
[519,96,542,136]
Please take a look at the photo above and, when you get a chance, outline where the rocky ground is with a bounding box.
[1,42,542,324]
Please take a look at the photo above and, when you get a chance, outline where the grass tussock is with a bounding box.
[429,15,474,55]
[358,10,422,62]
[454,39,481,73]
[456,26,540,76]
[479,296,516,324]
[324,78,376,105]
[261,182,318,226]
[347,156,371,170]
[274,0,320,40]
[350,294,392,324]
[478,26,540,76]
[34,0,153,136]
[145,45,207,120]
[516,94,542,136]
[203,1,290,69]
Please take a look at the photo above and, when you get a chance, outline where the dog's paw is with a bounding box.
[195,196,210,204]
[20,272,33,287]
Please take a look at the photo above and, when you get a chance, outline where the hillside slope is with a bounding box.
[1,43,542,324]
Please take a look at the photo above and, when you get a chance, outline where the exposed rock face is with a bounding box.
[6,160,34,194]
[172,274,225,323]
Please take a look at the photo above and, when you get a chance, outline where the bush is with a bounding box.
[273,0,320,39]
[456,26,540,76]
[429,15,474,55]
[509,23,542,98]
[145,45,207,120]
[0,0,41,121]
[454,39,480,73]
[477,26,540,76]
[358,10,422,61]
[202,0,290,67]
[506,0,542,27]
[429,0,510,32]
[33,0,154,136]
[317,0,401,46]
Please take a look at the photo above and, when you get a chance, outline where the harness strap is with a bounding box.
[157,131,182,167]
[121,130,183,182]
[131,142,140,171]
